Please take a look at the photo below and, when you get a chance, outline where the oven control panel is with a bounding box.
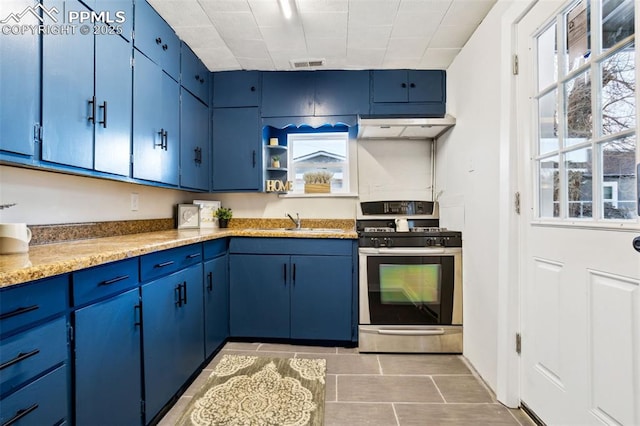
[359,233,462,248]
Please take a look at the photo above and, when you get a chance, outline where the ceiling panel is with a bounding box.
[145,0,496,71]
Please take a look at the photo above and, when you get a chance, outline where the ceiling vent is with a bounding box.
[290,58,325,69]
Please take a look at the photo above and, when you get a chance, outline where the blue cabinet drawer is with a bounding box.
[72,258,139,306]
[230,238,352,256]
[0,275,68,337]
[0,317,67,396]
[0,365,68,426]
[203,239,228,260]
[140,244,203,282]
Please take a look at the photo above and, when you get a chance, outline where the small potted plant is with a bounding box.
[271,155,280,168]
[214,207,233,228]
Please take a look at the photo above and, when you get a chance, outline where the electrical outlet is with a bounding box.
[130,193,139,211]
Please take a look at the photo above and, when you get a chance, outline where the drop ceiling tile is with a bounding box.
[397,0,452,15]
[348,26,392,50]
[346,48,386,68]
[147,1,212,27]
[260,25,307,50]
[225,38,271,58]
[440,0,495,26]
[296,0,348,13]
[391,10,442,37]
[197,0,251,13]
[382,57,421,68]
[208,11,262,39]
[194,47,240,70]
[237,56,276,70]
[247,0,290,27]
[175,26,225,49]
[420,47,461,69]
[306,37,347,57]
[300,11,348,38]
[386,37,430,58]
[348,0,400,27]
[429,25,476,48]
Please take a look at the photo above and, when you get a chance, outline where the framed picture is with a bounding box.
[176,204,200,229]
[193,200,221,228]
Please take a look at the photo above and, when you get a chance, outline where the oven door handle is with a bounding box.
[377,328,445,336]
[359,247,446,255]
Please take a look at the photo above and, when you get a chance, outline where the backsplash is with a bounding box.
[30,219,174,245]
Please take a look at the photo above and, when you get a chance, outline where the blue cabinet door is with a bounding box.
[94,0,133,41]
[261,72,315,117]
[290,255,353,341]
[41,0,94,169]
[181,43,210,105]
[74,288,142,425]
[212,107,261,191]
[94,33,133,176]
[142,265,204,422]
[133,51,179,185]
[314,71,370,116]
[407,70,445,103]
[134,0,180,81]
[212,71,260,107]
[204,254,229,358]
[229,254,290,338]
[180,90,210,191]
[371,70,409,103]
[0,0,39,158]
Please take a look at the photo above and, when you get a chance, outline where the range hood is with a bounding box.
[357,114,456,140]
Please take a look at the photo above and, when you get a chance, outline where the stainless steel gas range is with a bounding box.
[357,200,463,353]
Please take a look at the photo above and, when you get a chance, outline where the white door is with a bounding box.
[516,0,640,424]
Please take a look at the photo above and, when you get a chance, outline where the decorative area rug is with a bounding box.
[176,354,327,426]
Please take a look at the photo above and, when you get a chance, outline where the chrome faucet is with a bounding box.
[286,212,301,229]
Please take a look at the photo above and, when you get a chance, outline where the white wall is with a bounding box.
[437,0,518,393]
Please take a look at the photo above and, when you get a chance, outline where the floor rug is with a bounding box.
[176,354,326,426]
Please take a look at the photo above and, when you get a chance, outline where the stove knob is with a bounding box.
[372,237,380,248]
[425,238,433,247]
[439,237,447,246]
[384,237,392,247]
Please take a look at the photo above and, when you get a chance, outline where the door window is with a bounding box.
[534,0,637,221]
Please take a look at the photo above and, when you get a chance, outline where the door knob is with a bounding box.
[633,236,640,253]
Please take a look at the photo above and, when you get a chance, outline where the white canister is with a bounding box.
[394,218,409,232]
[0,223,32,254]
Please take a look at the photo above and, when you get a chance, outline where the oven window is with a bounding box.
[367,256,455,325]
[379,264,441,304]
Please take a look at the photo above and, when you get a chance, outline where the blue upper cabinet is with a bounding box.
[212,71,261,107]
[180,89,210,191]
[41,0,95,170]
[0,0,40,161]
[314,71,370,116]
[261,70,370,119]
[133,51,179,186]
[180,43,210,105]
[94,33,133,176]
[371,70,446,117]
[41,0,133,175]
[133,0,180,81]
[93,0,134,41]
[261,72,315,117]
[212,107,261,191]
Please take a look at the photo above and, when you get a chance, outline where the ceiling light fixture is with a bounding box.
[278,0,292,19]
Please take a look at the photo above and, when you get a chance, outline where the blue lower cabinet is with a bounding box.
[204,254,229,358]
[290,255,352,341]
[229,243,354,341]
[0,365,68,426]
[230,255,290,338]
[142,264,204,423]
[74,288,142,425]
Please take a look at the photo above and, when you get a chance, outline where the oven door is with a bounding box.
[359,247,462,326]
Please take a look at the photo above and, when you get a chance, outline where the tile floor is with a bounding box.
[159,342,536,426]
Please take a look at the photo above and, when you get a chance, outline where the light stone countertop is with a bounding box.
[0,227,357,288]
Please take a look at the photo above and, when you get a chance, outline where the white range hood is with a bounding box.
[357,114,456,139]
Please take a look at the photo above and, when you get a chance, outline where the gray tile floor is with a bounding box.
[159,342,536,426]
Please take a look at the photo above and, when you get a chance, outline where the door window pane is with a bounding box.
[601,136,637,219]
[539,156,560,217]
[602,0,634,50]
[565,148,593,218]
[601,43,636,136]
[565,70,592,143]
[538,24,558,90]
[539,90,559,154]
[566,0,590,72]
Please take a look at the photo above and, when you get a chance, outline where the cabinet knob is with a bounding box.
[195,75,200,80]
[200,78,205,83]
[410,83,416,88]
[250,86,256,92]
[155,37,162,44]
[162,44,168,51]
[401,83,407,88]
